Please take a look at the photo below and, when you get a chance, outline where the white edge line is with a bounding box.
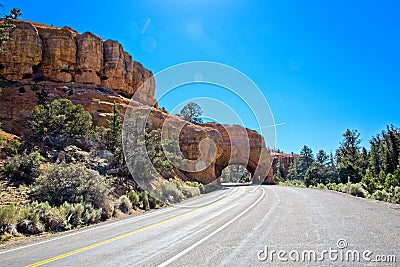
[157,187,266,267]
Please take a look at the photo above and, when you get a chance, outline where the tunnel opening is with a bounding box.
[218,164,252,185]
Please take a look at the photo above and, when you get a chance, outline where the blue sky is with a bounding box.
[5,0,400,154]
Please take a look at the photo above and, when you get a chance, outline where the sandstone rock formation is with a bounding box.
[124,106,274,185]
[0,20,42,80]
[0,20,155,104]
[0,19,274,184]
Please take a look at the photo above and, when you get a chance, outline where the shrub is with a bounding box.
[1,139,24,156]
[317,183,327,190]
[148,195,158,209]
[31,163,111,209]
[200,184,222,194]
[340,183,352,194]
[156,182,184,204]
[326,183,340,191]
[0,205,19,235]
[102,200,115,219]
[349,183,368,198]
[81,204,102,225]
[371,190,389,201]
[30,99,92,149]
[139,192,150,211]
[181,187,201,198]
[118,195,132,213]
[128,191,139,207]
[41,206,65,232]
[1,151,43,183]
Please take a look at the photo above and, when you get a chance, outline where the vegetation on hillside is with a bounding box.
[276,125,400,204]
[0,98,201,242]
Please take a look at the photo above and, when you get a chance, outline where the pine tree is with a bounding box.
[287,156,300,180]
[275,157,286,181]
[106,103,122,153]
[336,129,363,183]
[298,145,314,179]
[316,150,328,166]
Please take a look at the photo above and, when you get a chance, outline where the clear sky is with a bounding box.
[4,0,400,154]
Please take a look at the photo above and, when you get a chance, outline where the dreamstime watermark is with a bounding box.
[257,239,397,263]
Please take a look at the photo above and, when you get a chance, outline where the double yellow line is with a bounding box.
[26,188,241,267]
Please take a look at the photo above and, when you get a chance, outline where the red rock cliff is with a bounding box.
[0,20,155,104]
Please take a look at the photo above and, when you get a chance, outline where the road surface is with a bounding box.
[1,185,399,266]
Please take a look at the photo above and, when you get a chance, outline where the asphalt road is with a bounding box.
[1,185,399,266]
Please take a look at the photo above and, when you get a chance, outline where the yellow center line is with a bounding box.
[26,187,242,267]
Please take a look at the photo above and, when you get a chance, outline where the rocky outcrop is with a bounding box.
[0,20,155,105]
[0,19,274,184]
[125,106,274,184]
[0,20,42,80]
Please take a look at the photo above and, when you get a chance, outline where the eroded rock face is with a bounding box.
[36,25,77,82]
[0,20,42,80]
[126,106,274,184]
[0,20,155,105]
[75,32,103,84]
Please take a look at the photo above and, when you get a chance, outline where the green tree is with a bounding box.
[180,102,203,124]
[30,99,92,149]
[326,152,339,183]
[298,145,314,179]
[287,156,300,180]
[106,103,122,153]
[336,129,363,183]
[316,150,328,166]
[362,169,377,194]
[274,157,286,181]
[5,8,22,19]
[369,136,383,178]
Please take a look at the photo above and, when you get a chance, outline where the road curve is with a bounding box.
[1,185,399,266]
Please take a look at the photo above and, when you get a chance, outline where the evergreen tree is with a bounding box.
[106,103,122,153]
[316,150,328,166]
[30,99,92,149]
[369,136,383,178]
[336,129,363,183]
[298,145,314,179]
[327,152,339,183]
[360,147,369,175]
[287,156,300,180]
[275,157,286,181]
[180,102,203,124]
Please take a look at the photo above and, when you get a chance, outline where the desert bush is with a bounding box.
[60,202,85,229]
[30,99,92,149]
[128,191,139,207]
[339,183,352,194]
[31,163,111,208]
[326,183,339,191]
[317,183,327,190]
[156,182,184,204]
[0,205,19,235]
[199,184,222,194]
[81,204,102,225]
[118,195,132,213]
[371,189,389,201]
[1,139,24,156]
[148,195,158,209]
[1,151,43,183]
[102,199,115,219]
[349,183,368,198]
[181,187,201,199]
[139,192,150,211]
